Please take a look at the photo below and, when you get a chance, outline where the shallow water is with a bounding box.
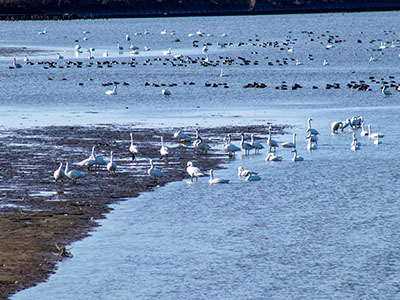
[6,11,400,300]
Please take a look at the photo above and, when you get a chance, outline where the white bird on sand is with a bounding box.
[223,134,241,157]
[306,118,319,136]
[186,161,204,181]
[368,125,384,139]
[238,166,258,177]
[240,133,254,155]
[292,149,304,162]
[281,133,297,148]
[209,169,229,184]
[245,173,261,182]
[162,89,171,97]
[160,136,169,159]
[267,126,279,152]
[265,151,283,162]
[147,159,166,181]
[64,161,85,183]
[129,133,139,160]
[53,162,66,182]
[250,133,264,153]
[174,130,192,143]
[105,83,117,95]
[107,151,117,173]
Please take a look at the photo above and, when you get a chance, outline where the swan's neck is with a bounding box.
[65,162,69,173]
[210,170,213,180]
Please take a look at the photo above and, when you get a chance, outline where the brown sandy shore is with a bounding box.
[0,122,287,299]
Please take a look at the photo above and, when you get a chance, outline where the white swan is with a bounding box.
[292,149,304,162]
[129,133,139,160]
[194,137,211,154]
[223,134,241,157]
[174,130,192,143]
[267,126,279,152]
[64,161,85,183]
[238,166,258,177]
[331,121,344,133]
[381,86,392,96]
[245,173,261,182]
[323,59,328,66]
[368,125,384,139]
[306,118,319,136]
[160,29,167,35]
[163,48,171,56]
[147,159,166,181]
[160,136,169,159]
[103,50,109,57]
[281,133,296,148]
[250,133,264,153]
[209,169,229,184]
[56,53,64,59]
[374,135,382,145]
[240,133,254,155]
[23,55,29,63]
[107,151,117,173]
[76,145,97,169]
[105,84,117,95]
[12,58,22,69]
[265,151,282,161]
[53,162,66,182]
[360,123,369,136]
[186,161,204,181]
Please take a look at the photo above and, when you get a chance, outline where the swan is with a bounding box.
[53,162,66,182]
[240,133,254,155]
[331,121,344,133]
[202,45,208,53]
[129,133,139,160]
[209,169,229,184]
[160,29,167,35]
[64,161,85,183]
[265,151,282,161]
[323,59,328,66]
[76,145,97,169]
[219,69,227,77]
[281,133,296,148]
[160,136,169,159]
[381,86,392,96]
[174,130,192,143]
[295,59,303,66]
[374,136,382,145]
[306,118,319,136]
[245,173,261,182]
[360,123,368,136]
[107,151,117,173]
[147,159,166,181]
[349,116,363,129]
[368,125,384,139]
[292,149,304,162]
[56,53,64,59]
[117,42,123,51]
[23,55,29,63]
[250,133,264,153]
[194,137,211,154]
[162,89,171,97]
[186,161,204,181]
[103,50,109,57]
[12,58,22,69]
[105,84,117,95]
[163,48,171,56]
[223,134,241,157]
[238,166,258,177]
[351,133,360,151]
[75,45,81,51]
[126,34,130,41]
[267,126,279,152]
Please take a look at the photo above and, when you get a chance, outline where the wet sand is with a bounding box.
[0,123,286,299]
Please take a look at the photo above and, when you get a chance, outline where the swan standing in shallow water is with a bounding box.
[238,166,258,177]
[281,133,296,149]
[186,161,204,181]
[209,169,229,184]
[105,83,117,95]
[162,89,171,97]
[223,134,241,157]
[147,159,166,181]
[107,151,117,173]
[64,161,85,183]
[267,126,279,152]
[245,173,261,182]
[368,125,384,139]
[250,133,264,153]
[306,118,319,136]
[240,133,254,155]
[160,136,170,159]
[129,133,139,160]
[53,162,65,182]
[194,137,211,154]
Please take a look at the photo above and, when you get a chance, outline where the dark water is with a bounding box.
[5,11,400,300]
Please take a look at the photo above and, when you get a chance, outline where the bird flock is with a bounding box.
[53,115,384,185]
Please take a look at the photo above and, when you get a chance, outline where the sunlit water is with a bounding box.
[6,11,400,300]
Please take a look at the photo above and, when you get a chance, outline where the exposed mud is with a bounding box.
[0,123,286,299]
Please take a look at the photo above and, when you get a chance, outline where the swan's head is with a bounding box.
[238,166,244,172]
[186,161,193,167]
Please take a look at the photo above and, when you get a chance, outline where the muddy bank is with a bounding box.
[0,123,287,299]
